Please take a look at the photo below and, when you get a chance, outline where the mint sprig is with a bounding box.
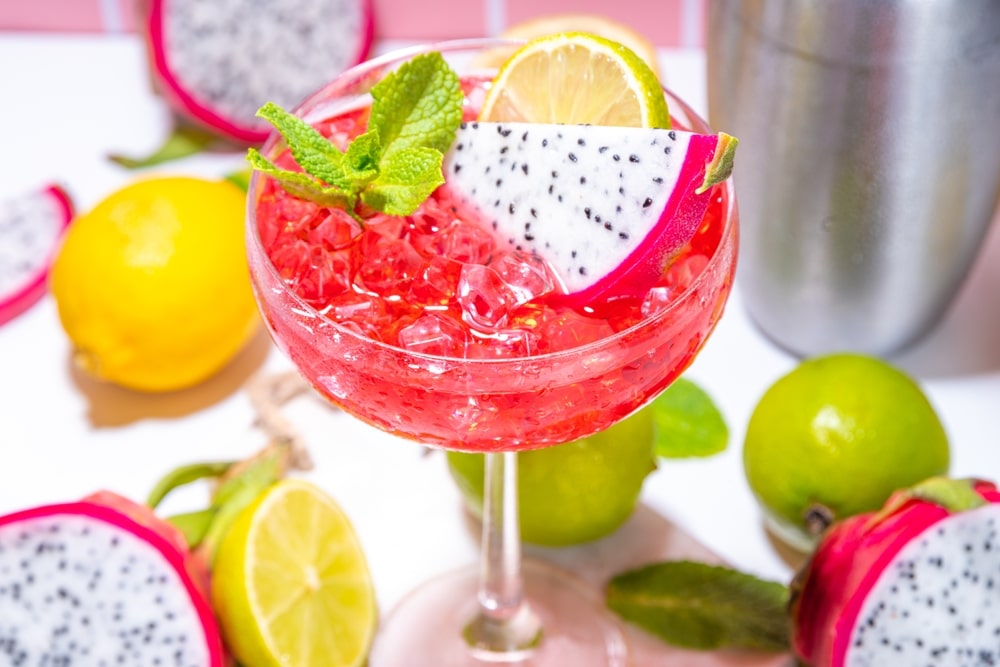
[248,51,464,219]
[649,377,729,458]
[606,560,791,652]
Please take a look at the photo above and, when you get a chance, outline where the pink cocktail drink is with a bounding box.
[245,39,738,667]
[248,83,736,455]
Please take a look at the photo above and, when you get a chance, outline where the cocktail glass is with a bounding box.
[246,38,738,667]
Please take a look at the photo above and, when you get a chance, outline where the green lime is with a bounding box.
[210,479,377,667]
[743,353,950,552]
[479,32,671,129]
[447,408,657,547]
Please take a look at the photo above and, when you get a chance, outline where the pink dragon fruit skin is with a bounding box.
[0,491,226,666]
[442,121,735,312]
[791,480,1000,667]
[0,185,73,327]
[145,0,375,144]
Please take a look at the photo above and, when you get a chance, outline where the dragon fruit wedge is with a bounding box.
[791,477,1000,667]
[441,121,736,310]
[0,491,226,666]
[0,185,73,328]
[146,0,374,144]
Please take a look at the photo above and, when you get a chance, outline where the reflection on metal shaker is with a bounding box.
[707,0,1000,357]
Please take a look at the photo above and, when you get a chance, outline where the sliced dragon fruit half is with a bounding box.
[0,491,225,665]
[791,478,1000,667]
[0,185,73,327]
[441,121,736,310]
[146,0,375,144]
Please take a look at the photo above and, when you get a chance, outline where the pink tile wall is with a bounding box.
[0,0,106,32]
[0,0,705,47]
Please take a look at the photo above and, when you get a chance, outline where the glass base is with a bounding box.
[368,560,629,666]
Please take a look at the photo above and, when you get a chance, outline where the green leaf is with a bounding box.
[108,124,223,169]
[907,476,987,512]
[360,146,445,215]
[248,51,464,218]
[146,460,235,509]
[368,51,464,157]
[872,477,987,526]
[211,450,284,508]
[255,102,352,189]
[650,378,728,458]
[165,508,217,547]
[606,561,791,652]
[345,130,382,185]
[198,448,286,562]
[697,132,739,195]
[247,148,357,211]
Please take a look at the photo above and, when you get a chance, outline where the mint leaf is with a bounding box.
[247,149,357,210]
[607,561,791,652]
[650,378,728,458]
[250,52,463,218]
[256,102,352,189]
[368,51,464,156]
[360,146,445,215]
[344,130,382,185]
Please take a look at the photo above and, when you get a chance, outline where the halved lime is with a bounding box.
[478,14,661,78]
[479,32,670,128]
[211,479,377,667]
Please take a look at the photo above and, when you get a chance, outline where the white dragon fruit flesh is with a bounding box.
[791,478,1000,667]
[441,121,736,311]
[0,185,73,327]
[146,0,374,144]
[0,492,225,666]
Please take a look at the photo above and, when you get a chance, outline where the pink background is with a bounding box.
[0,0,706,47]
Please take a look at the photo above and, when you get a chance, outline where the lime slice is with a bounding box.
[479,32,670,128]
[211,479,377,667]
[481,13,661,78]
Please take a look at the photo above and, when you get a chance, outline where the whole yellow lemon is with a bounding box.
[51,176,259,392]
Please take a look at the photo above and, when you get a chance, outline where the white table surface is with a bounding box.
[2,32,999,619]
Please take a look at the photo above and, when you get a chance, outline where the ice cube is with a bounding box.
[355,232,424,296]
[457,264,517,331]
[409,256,463,306]
[307,207,362,250]
[398,313,469,357]
[466,327,539,358]
[640,286,675,318]
[491,250,557,305]
[270,240,355,309]
[413,219,494,264]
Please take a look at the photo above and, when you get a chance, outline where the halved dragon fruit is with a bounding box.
[146,0,375,144]
[0,491,225,665]
[0,185,73,327]
[441,121,736,310]
[791,478,1000,667]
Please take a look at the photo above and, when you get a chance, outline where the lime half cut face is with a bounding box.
[479,32,671,128]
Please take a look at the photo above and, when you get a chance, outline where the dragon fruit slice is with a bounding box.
[0,491,225,665]
[0,185,73,327]
[146,0,374,144]
[442,121,736,310]
[791,478,1000,667]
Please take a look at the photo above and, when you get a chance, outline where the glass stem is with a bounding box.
[465,451,541,656]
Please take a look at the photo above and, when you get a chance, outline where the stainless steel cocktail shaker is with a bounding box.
[707,0,1000,357]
